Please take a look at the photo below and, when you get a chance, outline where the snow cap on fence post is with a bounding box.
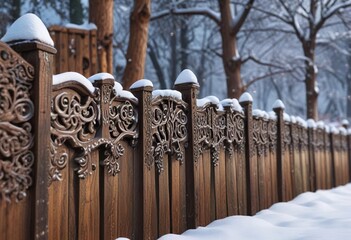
[239,92,253,104]
[1,13,54,46]
[174,69,199,86]
[342,119,349,129]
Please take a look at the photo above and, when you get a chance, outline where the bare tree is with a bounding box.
[253,0,351,119]
[152,0,255,99]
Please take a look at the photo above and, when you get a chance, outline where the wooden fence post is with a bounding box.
[273,101,284,202]
[174,71,199,229]
[239,93,255,215]
[130,82,157,240]
[10,41,56,239]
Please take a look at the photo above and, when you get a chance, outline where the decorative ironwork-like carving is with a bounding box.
[283,123,291,151]
[109,100,138,145]
[252,117,269,156]
[151,97,188,173]
[50,89,100,179]
[226,111,245,157]
[0,42,35,202]
[144,91,153,169]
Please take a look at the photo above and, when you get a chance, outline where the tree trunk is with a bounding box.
[122,0,151,89]
[89,0,114,73]
[218,0,243,99]
[303,39,318,120]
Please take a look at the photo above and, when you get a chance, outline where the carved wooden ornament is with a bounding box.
[0,42,35,202]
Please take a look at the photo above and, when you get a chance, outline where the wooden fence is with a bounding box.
[0,39,351,240]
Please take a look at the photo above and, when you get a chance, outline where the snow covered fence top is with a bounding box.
[1,13,54,46]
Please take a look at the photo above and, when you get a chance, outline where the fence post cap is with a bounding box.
[342,119,349,129]
[239,92,253,103]
[129,79,153,92]
[1,13,54,47]
[174,69,199,86]
[272,99,285,111]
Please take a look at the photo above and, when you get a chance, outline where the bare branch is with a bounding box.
[151,7,221,25]
[232,0,255,35]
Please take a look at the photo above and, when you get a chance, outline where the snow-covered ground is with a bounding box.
[160,184,351,240]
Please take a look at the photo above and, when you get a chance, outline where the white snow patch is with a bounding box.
[307,119,317,129]
[197,96,220,107]
[316,121,325,129]
[88,73,115,83]
[118,90,137,101]
[239,92,253,103]
[296,117,307,128]
[339,127,347,136]
[160,184,351,240]
[65,22,97,30]
[342,119,349,126]
[253,109,269,119]
[129,79,153,89]
[152,89,182,100]
[113,82,123,94]
[53,72,95,93]
[220,99,243,113]
[268,111,277,120]
[1,13,54,46]
[283,113,290,122]
[272,99,285,110]
[331,127,339,135]
[290,116,297,124]
[175,69,199,85]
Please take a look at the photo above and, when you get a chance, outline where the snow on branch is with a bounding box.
[151,7,221,25]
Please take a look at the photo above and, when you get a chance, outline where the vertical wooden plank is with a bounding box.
[179,155,187,233]
[197,154,205,226]
[203,150,212,225]
[226,147,238,216]
[170,155,181,234]
[215,148,227,219]
[118,145,134,238]
[81,30,90,77]
[258,152,266,210]
[78,150,100,240]
[237,151,247,215]
[0,195,32,240]
[48,145,69,240]
[67,31,76,72]
[89,29,98,75]
[103,165,118,240]
[157,155,170,236]
[59,29,68,72]
[67,147,78,240]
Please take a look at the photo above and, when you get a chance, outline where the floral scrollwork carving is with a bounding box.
[212,113,226,166]
[194,109,211,162]
[151,97,188,173]
[0,42,35,202]
[50,88,100,180]
[225,111,245,157]
[109,100,138,145]
[252,117,269,156]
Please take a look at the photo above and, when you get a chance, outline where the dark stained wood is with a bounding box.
[157,155,171,236]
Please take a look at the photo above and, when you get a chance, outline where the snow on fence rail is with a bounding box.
[1,14,351,240]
